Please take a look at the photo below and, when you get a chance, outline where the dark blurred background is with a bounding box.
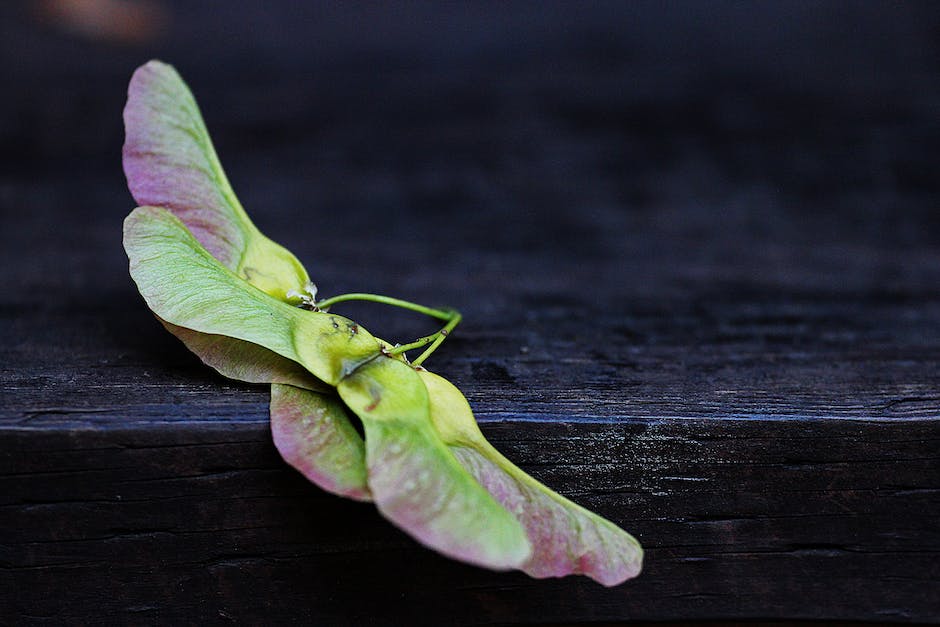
[3,0,939,301]
[2,0,939,357]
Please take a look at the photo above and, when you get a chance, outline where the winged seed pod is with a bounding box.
[122,59,643,585]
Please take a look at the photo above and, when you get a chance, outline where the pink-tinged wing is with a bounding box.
[270,383,371,501]
[159,318,328,391]
[420,370,643,586]
[123,60,245,268]
[449,447,643,586]
[123,61,310,302]
[337,356,531,571]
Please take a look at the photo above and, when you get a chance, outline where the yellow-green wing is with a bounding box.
[420,370,643,586]
[338,356,531,571]
[123,206,380,386]
[271,384,371,501]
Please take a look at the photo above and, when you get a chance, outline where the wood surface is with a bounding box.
[1,2,938,624]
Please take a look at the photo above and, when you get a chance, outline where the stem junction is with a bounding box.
[313,292,461,367]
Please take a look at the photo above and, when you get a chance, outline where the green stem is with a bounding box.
[315,293,453,321]
[314,292,461,366]
[387,333,438,356]
[412,311,462,367]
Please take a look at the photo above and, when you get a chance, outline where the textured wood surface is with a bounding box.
[2,2,939,624]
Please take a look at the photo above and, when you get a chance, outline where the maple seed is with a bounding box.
[121,59,643,586]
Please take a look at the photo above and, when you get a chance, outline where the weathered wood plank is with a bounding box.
[5,292,940,427]
[2,418,937,624]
